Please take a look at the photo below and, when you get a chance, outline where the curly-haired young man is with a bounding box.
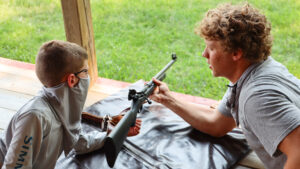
[150,3,300,169]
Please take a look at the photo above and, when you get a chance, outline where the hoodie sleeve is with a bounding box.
[2,111,45,169]
[73,130,106,155]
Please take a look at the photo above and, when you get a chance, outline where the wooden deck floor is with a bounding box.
[0,57,264,169]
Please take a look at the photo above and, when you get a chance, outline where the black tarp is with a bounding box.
[55,80,250,169]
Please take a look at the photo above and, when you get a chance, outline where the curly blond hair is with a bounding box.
[195,3,272,63]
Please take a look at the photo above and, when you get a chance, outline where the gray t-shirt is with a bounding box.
[218,57,300,169]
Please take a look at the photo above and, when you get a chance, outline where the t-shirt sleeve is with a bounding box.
[73,131,106,155]
[243,89,300,157]
[3,112,45,169]
[217,88,232,117]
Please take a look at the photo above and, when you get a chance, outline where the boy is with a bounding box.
[0,40,140,168]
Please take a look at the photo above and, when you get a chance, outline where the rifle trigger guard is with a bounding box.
[145,98,152,104]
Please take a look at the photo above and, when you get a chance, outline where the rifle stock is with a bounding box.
[104,54,177,167]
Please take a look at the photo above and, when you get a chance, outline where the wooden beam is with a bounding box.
[60,0,98,87]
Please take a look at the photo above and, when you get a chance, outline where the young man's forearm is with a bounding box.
[162,93,235,137]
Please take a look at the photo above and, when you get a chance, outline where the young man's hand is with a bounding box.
[149,78,172,105]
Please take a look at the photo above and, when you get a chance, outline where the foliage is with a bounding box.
[0,0,299,99]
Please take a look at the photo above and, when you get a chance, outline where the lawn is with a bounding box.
[0,0,299,100]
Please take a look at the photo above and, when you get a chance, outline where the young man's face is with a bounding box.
[202,39,235,79]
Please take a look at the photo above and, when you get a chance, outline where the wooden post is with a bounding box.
[60,0,98,87]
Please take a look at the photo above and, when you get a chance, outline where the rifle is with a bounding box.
[103,54,177,167]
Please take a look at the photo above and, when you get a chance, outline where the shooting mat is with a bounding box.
[55,80,250,169]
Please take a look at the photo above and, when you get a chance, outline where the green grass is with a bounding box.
[0,0,299,100]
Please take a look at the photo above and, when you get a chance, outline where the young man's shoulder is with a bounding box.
[243,57,299,92]
[239,57,300,111]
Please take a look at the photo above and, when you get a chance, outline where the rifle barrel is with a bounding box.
[153,53,177,80]
[103,54,177,167]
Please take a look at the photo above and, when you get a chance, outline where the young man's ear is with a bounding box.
[232,48,243,61]
[67,74,79,88]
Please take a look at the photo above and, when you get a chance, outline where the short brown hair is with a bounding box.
[195,3,272,63]
[35,40,88,87]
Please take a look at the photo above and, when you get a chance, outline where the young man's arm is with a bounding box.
[150,79,236,137]
[278,125,300,169]
[2,112,44,169]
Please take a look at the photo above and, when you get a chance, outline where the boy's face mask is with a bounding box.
[71,75,90,106]
[41,75,90,154]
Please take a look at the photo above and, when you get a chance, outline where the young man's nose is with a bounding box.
[202,50,209,59]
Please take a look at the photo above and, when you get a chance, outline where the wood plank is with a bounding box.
[77,0,98,87]
[85,87,110,108]
[0,72,41,96]
[0,62,36,79]
[0,62,111,108]
[0,63,41,96]
[60,0,82,44]
[60,0,98,86]
[0,71,111,109]
[0,108,16,130]
[0,88,32,111]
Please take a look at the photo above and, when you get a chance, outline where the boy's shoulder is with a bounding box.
[15,96,57,122]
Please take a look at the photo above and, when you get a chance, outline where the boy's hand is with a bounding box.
[108,108,141,137]
[81,110,141,136]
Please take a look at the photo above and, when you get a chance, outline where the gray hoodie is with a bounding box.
[0,78,106,169]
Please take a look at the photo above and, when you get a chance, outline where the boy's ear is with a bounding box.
[67,74,79,88]
[232,48,243,61]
